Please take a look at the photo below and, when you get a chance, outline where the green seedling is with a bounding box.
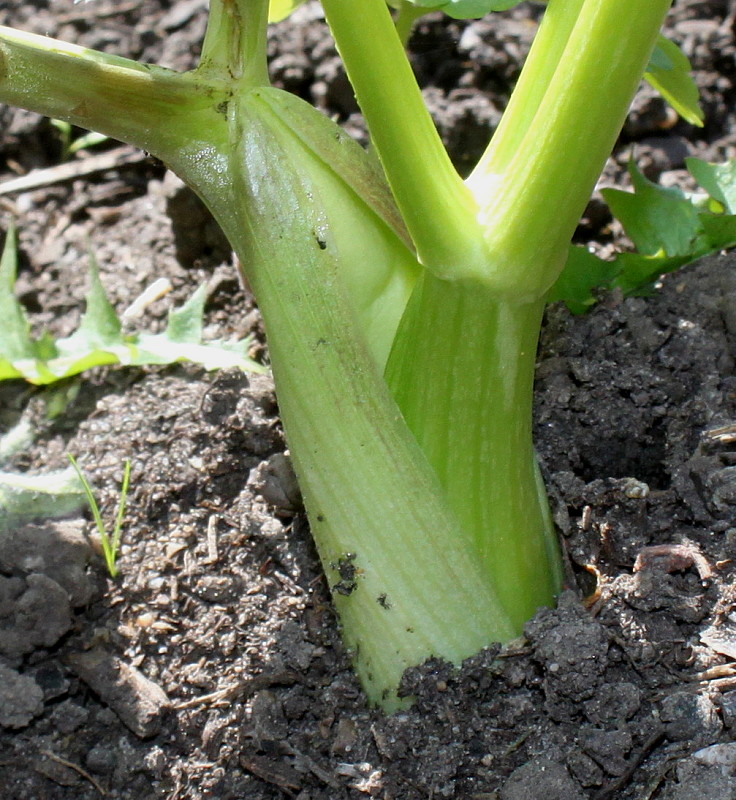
[50,118,108,161]
[67,454,130,579]
[0,224,264,384]
[0,0,716,707]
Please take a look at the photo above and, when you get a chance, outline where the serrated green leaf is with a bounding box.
[602,163,706,257]
[0,222,36,362]
[612,250,691,295]
[686,157,736,214]
[556,154,736,313]
[0,234,264,385]
[547,245,620,314]
[644,35,703,127]
[67,249,122,350]
[164,283,206,343]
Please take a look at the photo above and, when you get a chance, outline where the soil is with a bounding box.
[1,1,736,798]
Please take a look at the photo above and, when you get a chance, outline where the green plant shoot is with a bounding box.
[0,0,700,707]
[67,454,131,579]
[0,226,263,385]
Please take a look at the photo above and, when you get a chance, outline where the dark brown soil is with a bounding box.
[2,1,736,798]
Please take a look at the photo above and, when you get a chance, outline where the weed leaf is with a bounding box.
[164,283,206,343]
[0,222,36,362]
[644,36,704,127]
[547,245,619,314]
[0,238,264,384]
[61,249,122,351]
[552,156,736,311]
[602,163,707,257]
[686,157,736,214]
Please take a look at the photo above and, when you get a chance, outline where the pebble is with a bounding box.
[50,699,89,734]
[500,758,586,800]
[0,664,44,728]
[85,743,118,776]
[693,742,736,772]
[248,452,302,512]
[660,691,722,744]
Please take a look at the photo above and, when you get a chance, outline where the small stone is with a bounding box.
[85,743,118,775]
[500,758,586,800]
[248,452,302,512]
[50,699,89,734]
[660,691,722,744]
[0,664,44,728]
[692,743,736,772]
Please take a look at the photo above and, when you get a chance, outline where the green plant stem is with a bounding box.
[0,25,227,163]
[468,0,673,299]
[321,0,485,278]
[386,276,562,628]
[213,92,516,707]
[380,0,669,629]
[198,0,270,87]
[0,13,518,707]
[0,0,674,708]
[470,0,586,177]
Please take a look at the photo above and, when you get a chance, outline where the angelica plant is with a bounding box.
[0,0,697,707]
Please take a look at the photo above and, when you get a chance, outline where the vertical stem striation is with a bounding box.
[386,274,563,629]
[469,0,673,299]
